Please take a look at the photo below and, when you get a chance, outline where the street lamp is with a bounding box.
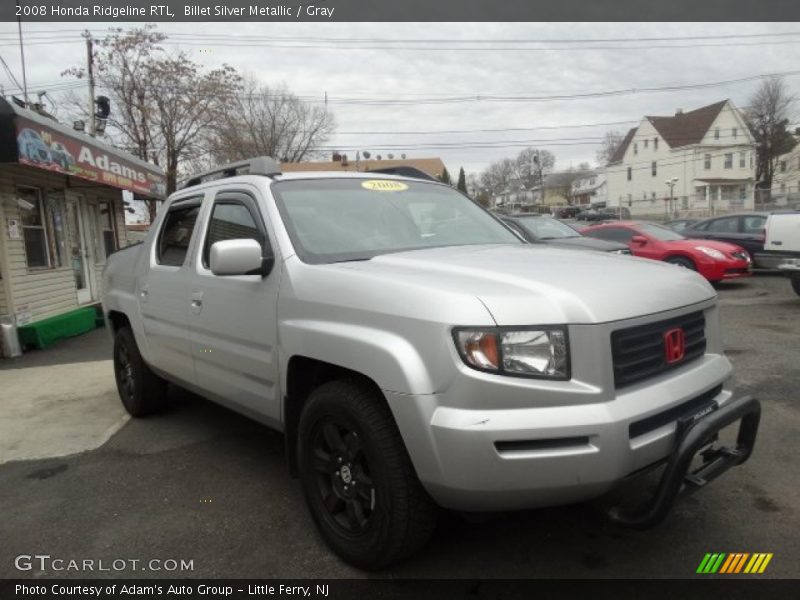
[665,177,679,218]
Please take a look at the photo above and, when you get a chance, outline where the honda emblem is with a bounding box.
[663,328,685,364]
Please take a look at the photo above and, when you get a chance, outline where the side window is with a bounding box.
[586,227,634,243]
[742,216,766,234]
[706,217,739,233]
[202,195,267,268]
[157,204,201,266]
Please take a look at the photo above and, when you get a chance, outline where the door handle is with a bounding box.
[140,284,149,303]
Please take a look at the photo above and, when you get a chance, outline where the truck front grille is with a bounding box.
[611,311,706,388]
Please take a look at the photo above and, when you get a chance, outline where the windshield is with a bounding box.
[638,223,687,241]
[512,216,580,239]
[271,178,521,263]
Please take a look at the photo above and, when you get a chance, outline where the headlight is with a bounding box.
[695,246,726,260]
[453,327,570,379]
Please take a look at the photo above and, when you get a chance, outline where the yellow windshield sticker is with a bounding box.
[361,180,409,192]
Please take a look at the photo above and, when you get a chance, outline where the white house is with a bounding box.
[605,100,756,218]
[571,171,607,206]
[771,134,800,207]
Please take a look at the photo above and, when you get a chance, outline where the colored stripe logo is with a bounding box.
[697,553,773,574]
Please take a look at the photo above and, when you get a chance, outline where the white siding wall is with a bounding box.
[606,102,756,217]
[0,165,129,324]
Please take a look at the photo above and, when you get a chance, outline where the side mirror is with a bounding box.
[210,239,273,277]
[630,235,648,245]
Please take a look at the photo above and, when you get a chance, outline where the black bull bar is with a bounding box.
[608,394,760,529]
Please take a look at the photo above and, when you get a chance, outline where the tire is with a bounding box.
[791,276,800,297]
[665,256,696,271]
[113,326,168,417]
[297,378,437,569]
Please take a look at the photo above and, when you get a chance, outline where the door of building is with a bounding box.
[65,194,95,304]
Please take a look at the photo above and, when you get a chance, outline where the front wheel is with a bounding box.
[297,379,437,569]
[665,256,696,271]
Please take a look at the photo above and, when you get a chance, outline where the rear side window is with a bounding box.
[157,204,200,266]
[586,227,635,243]
[202,198,267,267]
[742,216,766,234]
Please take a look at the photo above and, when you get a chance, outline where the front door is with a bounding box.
[65,195,94,304]
[188,189,281,424]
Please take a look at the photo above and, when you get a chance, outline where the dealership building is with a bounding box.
[0,98,165,355]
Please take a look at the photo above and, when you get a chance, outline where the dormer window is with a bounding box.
[654,138,658,150]
[714,128,720,140]
[634,142,638,155]
[644,139,649,149]
[732,127,737,139]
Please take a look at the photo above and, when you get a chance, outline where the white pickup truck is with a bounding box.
[103,157,760,569]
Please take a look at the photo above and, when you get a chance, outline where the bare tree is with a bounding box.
[63,26,241,217]
[207,77,335,164]
[745,76,797,194]
[596,130,625,166]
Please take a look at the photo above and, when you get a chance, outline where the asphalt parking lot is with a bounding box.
[1,272,798,579]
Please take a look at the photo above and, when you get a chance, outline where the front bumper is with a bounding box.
[386,352,747,512]
[608,394,760,528]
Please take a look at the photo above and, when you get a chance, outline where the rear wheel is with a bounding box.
[297,378,437,569]
[665,256,696,271]
[791,275,800,297]
[113,326,168,417]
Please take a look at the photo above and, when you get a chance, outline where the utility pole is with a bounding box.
[16,1,29,106]
[86,34,96,136]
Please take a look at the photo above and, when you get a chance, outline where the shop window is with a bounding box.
[18,186,65,270]
[97,201,117,260]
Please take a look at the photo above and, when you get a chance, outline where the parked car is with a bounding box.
[664,218,700,232]
[103,157,760,569]
[682,213,768,264]
[556,206,582,219]
[17,128,52,165]
[582,221,752,283]
[755,211,800,269]
[501,214,631,254]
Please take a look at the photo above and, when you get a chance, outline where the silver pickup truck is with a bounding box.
[103,157,760,569]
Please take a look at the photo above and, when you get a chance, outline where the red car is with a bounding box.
[582,221,752,283]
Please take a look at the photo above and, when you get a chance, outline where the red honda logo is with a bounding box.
[663,328,685,364]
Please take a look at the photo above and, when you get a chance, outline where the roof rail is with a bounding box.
[181,156,282,189]
[368,166,438,182]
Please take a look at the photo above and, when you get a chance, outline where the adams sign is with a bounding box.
[0,98,166,199]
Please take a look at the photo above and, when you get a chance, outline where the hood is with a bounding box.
[331,244,715,325]
[543,237,628,252]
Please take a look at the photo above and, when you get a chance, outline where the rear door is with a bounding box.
[139,197,203,386]
[188,188,282,425]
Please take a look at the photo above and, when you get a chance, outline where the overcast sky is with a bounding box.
[1,22,798,178]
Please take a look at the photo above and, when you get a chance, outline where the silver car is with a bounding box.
[103,157,760,569]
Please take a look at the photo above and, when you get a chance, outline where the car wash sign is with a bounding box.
[0,98,166,199]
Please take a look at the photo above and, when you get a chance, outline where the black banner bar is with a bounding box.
[3,579,800,600]
[3,0,800,22]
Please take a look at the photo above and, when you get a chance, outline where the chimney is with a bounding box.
[332,152,342,162]
[675,109,683,116]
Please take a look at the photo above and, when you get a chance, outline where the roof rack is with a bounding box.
[181,156,282,188]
